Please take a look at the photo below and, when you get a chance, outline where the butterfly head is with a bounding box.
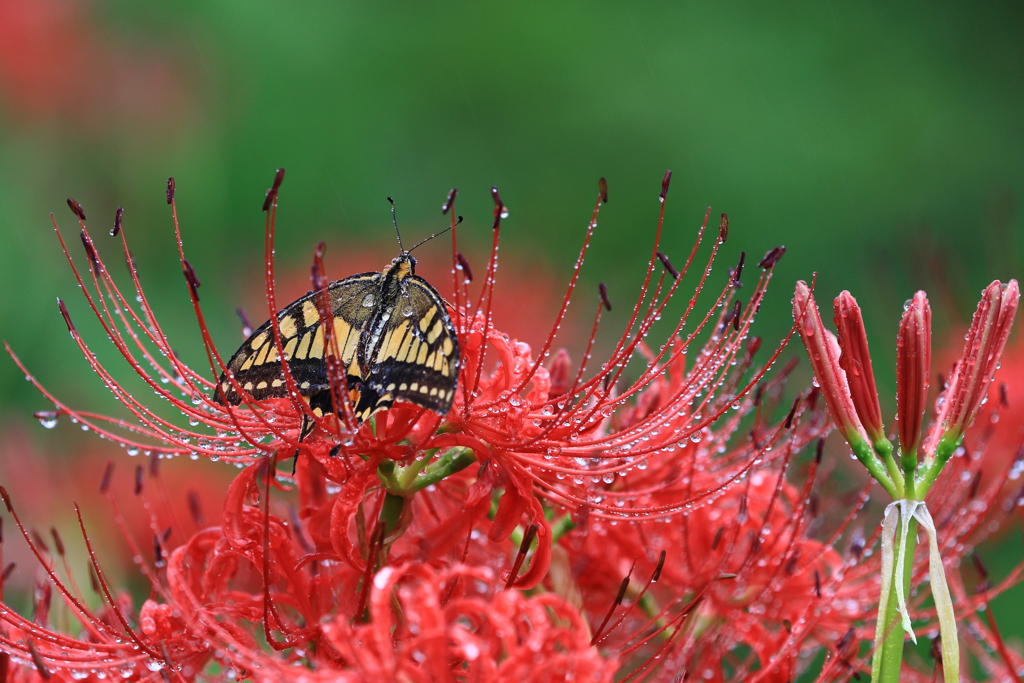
[383,252,417,281]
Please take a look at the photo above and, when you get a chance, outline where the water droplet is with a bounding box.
[35,411,60,429]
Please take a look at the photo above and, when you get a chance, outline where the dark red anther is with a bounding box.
[784,397,799,428]
[598,177,608,204]
[80,232,99,275]
[782,619,793,633]
[166,177,175,204]
[491,186,507,229]
[815,437,825,464]
[149,453,160,478]
[598,282,612,311]
[1000,383,1009,407]
[651,549,666,582]
[968,469,982,498]
[153,534,164,567]
[807,386,820,410]
[476,458,490,478]
[813,569,822,598]
[603,372,614,393]
[187,490,205,526]
[30,530,49,554]
[88,565,100,593]
[710,526,725,551]
[850,530,865,560]
[731,300,742,331]
[1,562,14,583]
[737,493,748,520]
[504,523,539,589]
[732,251,745,285]
[57,299,75,333]
[972,552,990,592]
[613,575,630,605]
[718,213,729,243]
[721,306,736,332]
[659,170,672,200]
[111,206,123,237]
[930,637,943,663]
[656,251,679,279]
[784,549,801,575]
[837,627,856,655]
[183,259,201,301]
[49,527,65,557]
[442,188,458,214]
[134,465,144,496]
[262,168,286,212]
[809,494,820,518]
[758,246,786,269]
[236,307,253,337]
[99,461,115,494]
[27,640,50,680]
[455,252,473,282]
[67,198,86,221]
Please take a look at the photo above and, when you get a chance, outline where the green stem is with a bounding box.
[872,439,905,499]
[409,447,476,491]
[918,434,961,496]
[876,515,919,683]
[850,439,900,499]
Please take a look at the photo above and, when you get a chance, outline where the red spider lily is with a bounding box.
[793,281,1022,683]
[0,170,868,681]
[8,171,789,584]
[811,384,1024,682]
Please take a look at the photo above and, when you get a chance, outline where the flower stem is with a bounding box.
[877,514,919,683]
[409,447,476,491]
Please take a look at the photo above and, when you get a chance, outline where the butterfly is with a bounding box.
[213,215,460,439]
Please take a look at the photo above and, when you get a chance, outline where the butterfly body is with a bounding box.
[214,253,459,430]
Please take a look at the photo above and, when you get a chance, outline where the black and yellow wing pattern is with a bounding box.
[214,254,459,433]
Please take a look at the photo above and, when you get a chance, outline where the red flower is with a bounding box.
[1,170,804,681]
[793,281,1024,682]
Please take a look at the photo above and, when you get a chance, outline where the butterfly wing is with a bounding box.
[214,273,381,406]
[353,275,460,421]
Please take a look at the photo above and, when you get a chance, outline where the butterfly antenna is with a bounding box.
[387,197,405,253]
[408,216,463,253]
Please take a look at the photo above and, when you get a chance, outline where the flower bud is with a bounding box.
[896,292,931,459]
[794,282,869,446]
[834,291,885,444]
[939,280,1019,442]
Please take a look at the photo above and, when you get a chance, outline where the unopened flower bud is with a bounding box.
[794,282,869,445]
[834,291,885,444]
[896,292,931,460]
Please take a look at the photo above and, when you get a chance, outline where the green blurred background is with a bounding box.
[2,1,1023,415]
[1,0,1023,652]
